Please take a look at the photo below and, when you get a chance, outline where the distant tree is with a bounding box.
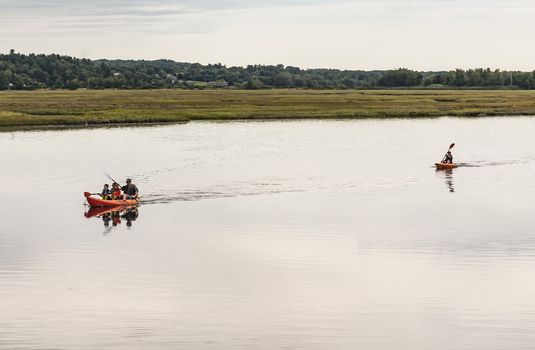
[378,69,422,87]
[517,72,533,89]
[341,77,355,88]
[453,69,466,87]
[273,72,293,87]
[31,68,49,83]
[66,79,80,90]
[2,50,535,90]
[3,69,13,83]
[245,78,265,90]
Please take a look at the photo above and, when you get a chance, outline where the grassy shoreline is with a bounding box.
[2,89,535,129]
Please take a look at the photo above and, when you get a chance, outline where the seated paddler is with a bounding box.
[443,151,453,164]
[121,178,139,200]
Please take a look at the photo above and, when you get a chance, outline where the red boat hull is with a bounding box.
[435,163,457,170]
[84,192,139,207]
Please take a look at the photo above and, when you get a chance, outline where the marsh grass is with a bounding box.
[1,89,535,128]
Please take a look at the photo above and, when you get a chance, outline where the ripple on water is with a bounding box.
[3,118,535,349]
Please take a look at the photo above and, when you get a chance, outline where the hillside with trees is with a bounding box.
[1,50,535,90]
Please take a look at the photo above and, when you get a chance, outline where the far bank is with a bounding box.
[2,89,535,129]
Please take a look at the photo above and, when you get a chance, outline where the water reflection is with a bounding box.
[5,119,535,350]
[84,205,140,231]
[444,169,454,193]
[436,168,455,193]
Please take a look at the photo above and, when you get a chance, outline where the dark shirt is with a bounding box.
[101,188,112,196]
[444,154,453,164]
[121,184,139,196]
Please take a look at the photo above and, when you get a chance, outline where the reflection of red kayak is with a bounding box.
[84,192,139,207]
[435,163,457,170]
[84,205,131,218]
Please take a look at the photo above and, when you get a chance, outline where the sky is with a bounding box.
[1,0,534,70]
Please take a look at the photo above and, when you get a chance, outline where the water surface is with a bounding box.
[2,117,535,349]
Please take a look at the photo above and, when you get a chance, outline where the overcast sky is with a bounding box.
[1,0,534,70]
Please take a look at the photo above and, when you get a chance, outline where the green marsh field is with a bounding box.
[2,89,535,128]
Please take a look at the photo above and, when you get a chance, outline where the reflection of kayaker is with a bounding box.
[112,212,121,226]
[121,207,139,227]
[85,205,139,229]
[435,143,458,170]
[85,205,134,218]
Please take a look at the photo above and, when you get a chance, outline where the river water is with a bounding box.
[1,117,535,349]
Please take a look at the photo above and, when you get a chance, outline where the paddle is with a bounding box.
[441,143,455,163]
[104,172,119,185]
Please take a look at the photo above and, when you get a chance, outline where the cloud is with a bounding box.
[4,0,529,22]
[2,0,349,16]
[2,0,535,70]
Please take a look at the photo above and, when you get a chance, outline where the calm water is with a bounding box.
[2,117,535,349]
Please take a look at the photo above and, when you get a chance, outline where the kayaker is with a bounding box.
[121,178,139,200]
[101,184,112,200]
[443,151,454,164]
[111,183,122,199]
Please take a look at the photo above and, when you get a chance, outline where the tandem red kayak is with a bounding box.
[84,192,139,207]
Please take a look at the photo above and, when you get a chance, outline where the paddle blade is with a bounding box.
[449,143,455,150]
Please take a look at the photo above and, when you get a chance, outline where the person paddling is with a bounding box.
[443,151,453,164]
[121,178,139,200]
[111,182,122,199]
[101,184,112,200]
[440,143,455,164]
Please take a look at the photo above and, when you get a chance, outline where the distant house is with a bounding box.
[178,80,229,88]
[113,72,122,77]
[208,81,228,88]
[165,74,178,83]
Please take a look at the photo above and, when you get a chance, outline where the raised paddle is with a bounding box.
[104,172,119,185]
[441,143,455,163]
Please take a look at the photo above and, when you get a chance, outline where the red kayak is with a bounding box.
[435,163,457,170]
[84,192,139,207]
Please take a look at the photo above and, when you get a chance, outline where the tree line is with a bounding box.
[1,50,535,90]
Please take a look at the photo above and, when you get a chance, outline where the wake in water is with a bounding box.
[456,159,530,167]
[109,158,534,205]
[141,191,231,204]
[140,188,307,205]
